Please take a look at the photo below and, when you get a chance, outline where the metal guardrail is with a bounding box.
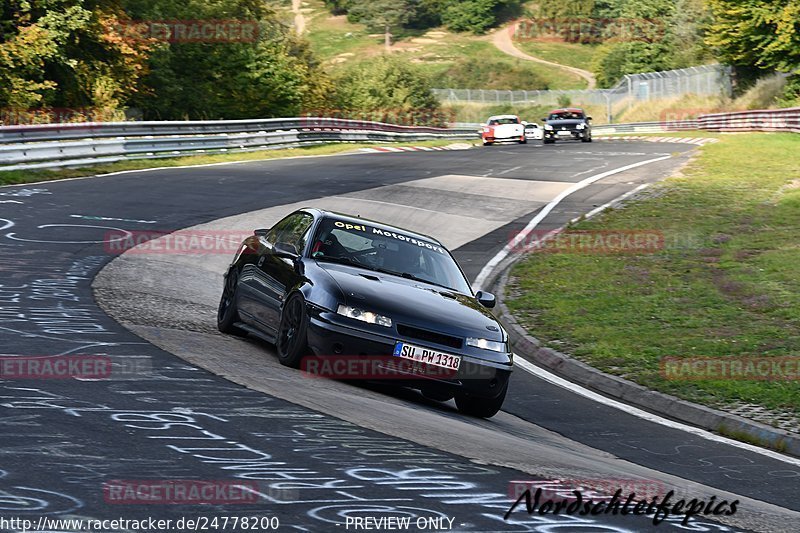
[2,108,797,172]
[699,108,800,133]
[0,117,479,171]
[592,120,699,134]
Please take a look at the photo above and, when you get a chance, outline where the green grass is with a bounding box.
[506,133,800,418]
[0,139,469,186]
[300,0,585,90]
[514,40,598,71]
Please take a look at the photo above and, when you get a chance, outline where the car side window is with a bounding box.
[274,213,314,254]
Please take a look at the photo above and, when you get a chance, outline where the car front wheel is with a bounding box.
[276,293,310,368]
[455,382,508,418]
[217,267,246,336]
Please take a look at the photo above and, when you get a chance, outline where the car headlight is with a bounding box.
[337,305,392,327]
[544,124,553,130]
[466,337,507,352]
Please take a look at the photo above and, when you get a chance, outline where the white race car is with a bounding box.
[522,121,543,140]
[481,115,526,146]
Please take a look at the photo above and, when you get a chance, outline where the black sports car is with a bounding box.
[217,208,513,417]
[542,107,593,144]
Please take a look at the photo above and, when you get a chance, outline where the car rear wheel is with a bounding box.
[276,293,310,368]
[217,267,246,336]
[455,381,508,418]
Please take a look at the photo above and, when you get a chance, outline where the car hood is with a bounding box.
[546,119,585,127]
[317,262,503,341]
[488,123,523,134]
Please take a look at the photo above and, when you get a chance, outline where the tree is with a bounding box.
[334,55,444,125]
[0,0,151,120]
[127,0,334,119]
[706,0,800,74]
[347,0,417,50]
[441,0,519,34]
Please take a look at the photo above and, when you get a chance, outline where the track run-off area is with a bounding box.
[1,141,798,532]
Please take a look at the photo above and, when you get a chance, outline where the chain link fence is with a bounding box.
[433,64,733,121]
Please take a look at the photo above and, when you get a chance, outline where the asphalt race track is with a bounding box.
[1,141,798,532]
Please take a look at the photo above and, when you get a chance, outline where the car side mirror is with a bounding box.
[274,242,299,259]
[475,290,496,309]
[254,228,269,237]
[587,117,593,121]
[541,117,548,122]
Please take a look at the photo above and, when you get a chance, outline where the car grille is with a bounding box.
[397,324,463,350]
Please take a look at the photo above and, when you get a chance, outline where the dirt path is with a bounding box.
[292,0,306,35]
[491,22,597,89]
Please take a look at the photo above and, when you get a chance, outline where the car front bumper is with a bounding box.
[306,309,512,400]
[544,129,589,140]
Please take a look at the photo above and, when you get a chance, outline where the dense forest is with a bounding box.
[0,0,797,122]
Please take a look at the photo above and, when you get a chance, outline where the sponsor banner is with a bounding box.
[661,356,800,381]
[509,229,665,254]
[110,19,260,43]
[103,230,253,255]
[0,355,111,379]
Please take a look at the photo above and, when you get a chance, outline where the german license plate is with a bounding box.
[557,130,572,136]
[393,342,461,371]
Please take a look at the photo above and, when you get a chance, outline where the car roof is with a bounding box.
[299,208,444,246]
[548,108,585,114]
[487,114,519,120]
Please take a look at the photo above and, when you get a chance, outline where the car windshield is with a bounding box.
[488,117,519,125]
[549,111,584,120]
[310,218,472,294]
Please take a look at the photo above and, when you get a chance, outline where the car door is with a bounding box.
[252,212,314,331]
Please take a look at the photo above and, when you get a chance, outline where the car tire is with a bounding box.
[519,138,527,144]
[218,267,247,336]
[582,135,593,143]
[276,292,310,368]
[455,381,508,418]
[483,141,493,146]
[543,139,555,145]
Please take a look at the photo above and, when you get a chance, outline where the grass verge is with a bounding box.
[506,133,800,419]
[0,139,471,187]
